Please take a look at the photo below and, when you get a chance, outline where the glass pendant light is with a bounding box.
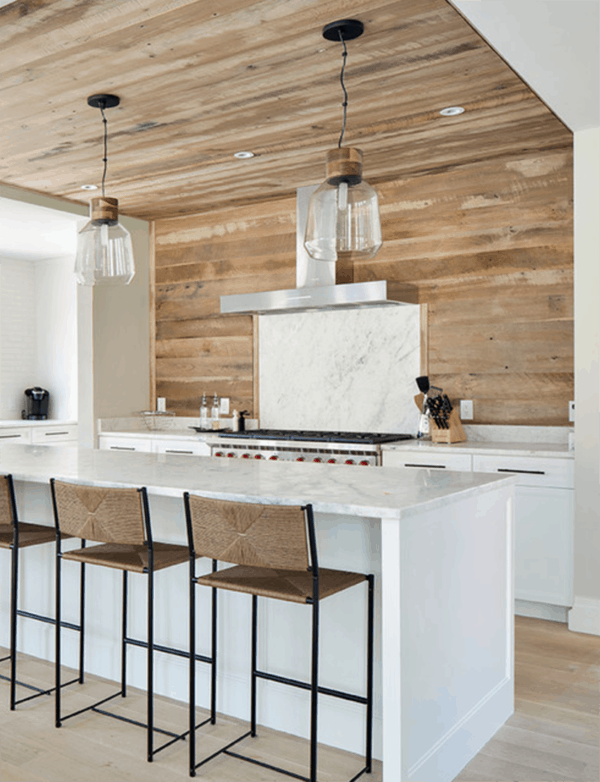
[304,20,382,265]
[75,94,135,286]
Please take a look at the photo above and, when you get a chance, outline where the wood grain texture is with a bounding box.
[154,146,573,426]
[0,0,571,219]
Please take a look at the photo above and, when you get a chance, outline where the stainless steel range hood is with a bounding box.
[220,185,417,315]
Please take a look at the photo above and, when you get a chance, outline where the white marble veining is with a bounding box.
[382,439,573,459]
[0,443,514,521]
[258,306,421,434]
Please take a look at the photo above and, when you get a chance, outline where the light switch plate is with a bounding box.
[220,397,230,415]
[460,400,474,420]
[569,400,575,422]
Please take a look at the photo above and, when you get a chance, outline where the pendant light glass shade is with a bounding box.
[304,147,382,262]
[75,93,135,286]
[75,197,135,286]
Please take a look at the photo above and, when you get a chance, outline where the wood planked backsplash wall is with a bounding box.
[153,145,573,426]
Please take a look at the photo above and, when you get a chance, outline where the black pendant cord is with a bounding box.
[100,107,108,198]
[337,30,348,149]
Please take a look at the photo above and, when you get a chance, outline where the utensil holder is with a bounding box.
[431,408,467,444]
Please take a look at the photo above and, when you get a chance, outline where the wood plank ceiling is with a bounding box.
[0,0,571,221]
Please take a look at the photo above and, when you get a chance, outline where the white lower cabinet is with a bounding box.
[472,454,573,608]
[153,438,210,456]
[0,427,32,444]
[98,435,153,453]
[31,424,78,445]
[98,434,210,456]
[382,447,574,611]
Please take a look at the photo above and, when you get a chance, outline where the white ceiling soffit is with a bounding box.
[0,197,81,261]
[451,0,600,132]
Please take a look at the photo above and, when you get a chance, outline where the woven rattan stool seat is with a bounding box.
[196,564,366,604]
[0,522,57,549]
[62,542,189,573]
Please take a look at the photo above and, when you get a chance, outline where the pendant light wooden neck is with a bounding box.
[326,147,363,185]
[90,196,119,223]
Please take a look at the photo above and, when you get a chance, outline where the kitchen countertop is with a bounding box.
[0,443,515,519]
[381,439,573,458]
[0,420,77,427]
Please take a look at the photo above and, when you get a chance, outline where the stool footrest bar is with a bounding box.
[224,749,310,782]
[256,669,368,705]
[193,730,252,771]
[17,609,81,632]
[124,636,211,664]
[60,689,122,723]
[92,706,189,741]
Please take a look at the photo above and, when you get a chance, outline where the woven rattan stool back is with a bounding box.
[0,476,14,529]
[52,480,145,545]
[185,495,310,570]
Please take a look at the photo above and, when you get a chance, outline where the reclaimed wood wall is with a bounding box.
[153,146,573,426]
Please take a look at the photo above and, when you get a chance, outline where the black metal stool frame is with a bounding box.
[185,496,374,782]
[0,474,84,710]
[52,480,213,762]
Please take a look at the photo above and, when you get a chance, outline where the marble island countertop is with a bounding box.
[0,443,516,520]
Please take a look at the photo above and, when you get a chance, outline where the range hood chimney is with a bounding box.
[220,185,418,315]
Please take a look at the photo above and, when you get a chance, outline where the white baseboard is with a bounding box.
[515,599,568,623]
[408,676,513,782]
[568,596,600,636]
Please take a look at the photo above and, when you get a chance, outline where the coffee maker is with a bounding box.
[23,387,50,420]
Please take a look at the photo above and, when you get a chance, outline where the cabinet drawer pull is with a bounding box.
[165,449,193,454]
[44,431,70,437]
[0,434,22,439]
[110,445,136,451]
[404,462,446,469]
[497,468,545,475]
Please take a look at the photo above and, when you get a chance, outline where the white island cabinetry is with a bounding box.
[0,445,515,782]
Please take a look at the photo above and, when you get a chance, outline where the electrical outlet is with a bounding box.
[569,400,575,422]
[219,397,230,415]
[460,400,474,420]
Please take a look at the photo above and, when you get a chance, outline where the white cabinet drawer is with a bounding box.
[153,439,210,456]
[98,435,153,453]
[0,428,32,444]
[383,450,472,471]
[31,424,78,445]
[472,455,573,488]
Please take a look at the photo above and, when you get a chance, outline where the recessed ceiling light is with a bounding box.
[81,184,98,190]
[440,106,465,116]
[234,151,255,159]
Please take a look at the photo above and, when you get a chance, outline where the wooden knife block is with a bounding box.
[431,407,467,444]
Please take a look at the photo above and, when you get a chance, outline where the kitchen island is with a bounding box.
[0,445,516,782]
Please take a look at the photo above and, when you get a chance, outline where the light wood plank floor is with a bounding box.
[0,616,597,781]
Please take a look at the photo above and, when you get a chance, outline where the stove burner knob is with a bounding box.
[313,457,323,463]
[345,459,355,465]
[269,455,278,460]
[214,451,223,458]
[296,457,305,462]
[241,453,250,459]
[327,458,337,464]
[359,460,370,466]
[226,452,236,458]
[254,454,263,459]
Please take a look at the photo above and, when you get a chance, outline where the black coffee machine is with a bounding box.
[22,387,50,420]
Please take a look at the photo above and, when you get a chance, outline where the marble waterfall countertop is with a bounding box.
[0,444,516,520]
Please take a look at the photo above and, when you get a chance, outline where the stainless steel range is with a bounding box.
[210,429,413,466]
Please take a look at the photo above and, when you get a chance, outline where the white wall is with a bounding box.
[35,257,78,420]
[0,258,37,419]
[569,127,600,634]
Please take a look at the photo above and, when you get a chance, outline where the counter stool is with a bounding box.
[184,493,374,782]
[0,473,84,710]
[51,479,197,762]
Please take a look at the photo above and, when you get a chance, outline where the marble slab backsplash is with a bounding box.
[258,305,421,434]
